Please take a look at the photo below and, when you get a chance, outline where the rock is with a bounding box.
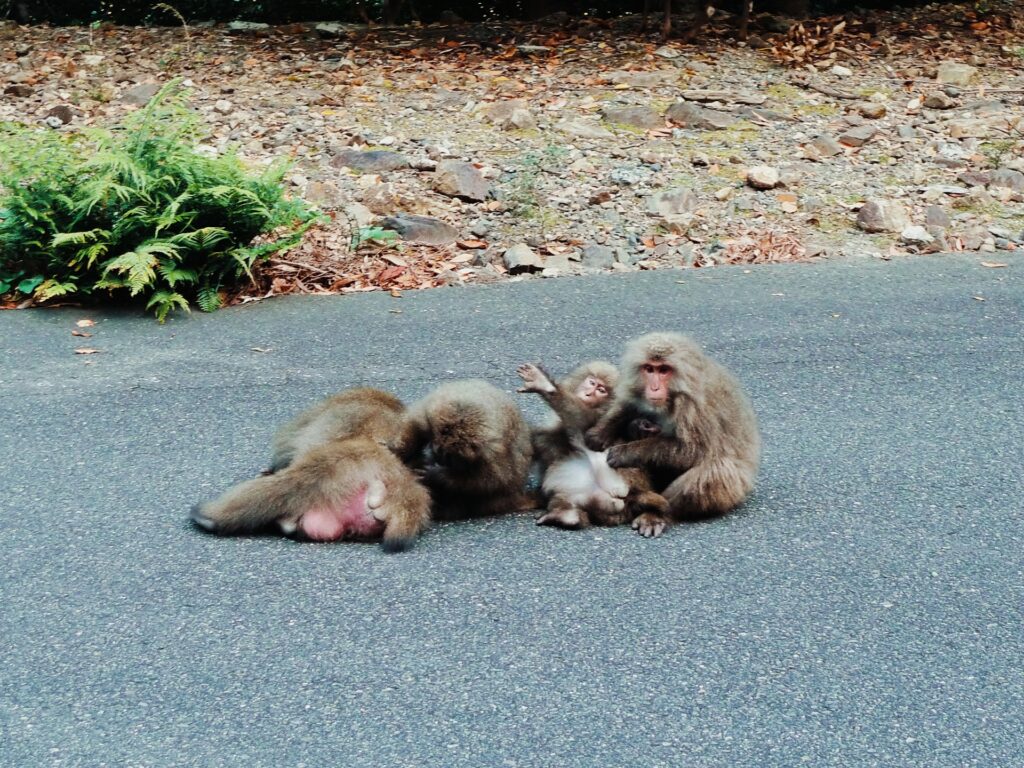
[923,91,955,109]
[213,99,233,115]
[228,21,270,32]
[600,105,662,131]
[45,105,73,125]
[304,180,343,207]
[810,134,844,157]
[330,149,410,173]
[654,45,682,59]
[645,187,699,216]
[432,160,491,202]
[746,166,780,190]
[831,64,853,77]
[120,82,161,106]
[580,244,616,269]
[359,183,398,214]
[555,118,613,139]
[900,225,934,245]
[948,120,989,139]
[681,90,765,105]
[469,220,491,237]
[987,168,1024,195]
[409,157,437,171]
[665,101,735,130]
[925,205,951,229]
[503,243,544,273]
[859,103,886,119]
[517,45,552,56]
[379,214,459,245]
[315,22,361,37]
[345,202,375,229]
[608,165,647,186]
[857,200,911,233]
[838,126,876,147]
[607,70,678,88]
[896,125,917,140]
[746,34,771,49]
[3,84,33,97]
[481,99,536,130]
[936,61,977,86]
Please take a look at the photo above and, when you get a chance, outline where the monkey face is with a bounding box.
[639,361,674,405]
[576,375,610,407]
[426,441,479,474]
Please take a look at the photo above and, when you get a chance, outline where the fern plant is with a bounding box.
[0,79,319,320]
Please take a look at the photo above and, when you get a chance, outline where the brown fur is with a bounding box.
[586,332,761,536]
[519,361,669,530]
[389,379,533,519]
[192,388,431,552]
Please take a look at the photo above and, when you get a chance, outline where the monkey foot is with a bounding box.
[632,512,669,539]
[537,508,584,529]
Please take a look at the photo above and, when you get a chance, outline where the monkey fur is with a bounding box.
[388,379,533,520]
[191,388,431,552]
[586,332,760,537]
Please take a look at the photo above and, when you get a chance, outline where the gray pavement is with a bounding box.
[1,255,1022,767]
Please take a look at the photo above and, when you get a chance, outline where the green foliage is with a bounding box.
[0,80,319,320]
[501,144,569,237]
[352,226,400,248]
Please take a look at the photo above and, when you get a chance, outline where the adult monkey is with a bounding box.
[586,332,760,538]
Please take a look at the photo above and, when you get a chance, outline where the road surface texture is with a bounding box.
[2,255,1022,767]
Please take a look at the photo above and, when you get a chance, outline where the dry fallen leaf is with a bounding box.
[972,296,986,301]
[74,348,99,355]
[980,261,1008,268]
[250,347,272,353]
[71,329,92,338]
[76,319,95,328]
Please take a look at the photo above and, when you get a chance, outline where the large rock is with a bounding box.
[432,160,491,202]
[856,200,911,233]
[120,82,161,106]
[838,126,876,147]
[555,118,613,139]
[330,149,409,173]
[600,105,662,131]
[746,166,780,190]
[481,99,536,130]
[810,134,844,157]
[987,168,1024,195]
[580,244,616,269]
[936,61,977,86]
[665,101,735,130]
[379,214,459,245]
[923,91,955,110]
[503,243,544,273]
[645,187,699,216]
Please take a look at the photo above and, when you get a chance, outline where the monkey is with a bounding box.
[586,332,761,538]
[518,362,671,531]
[388,379,533,520]
[191,388,431,552]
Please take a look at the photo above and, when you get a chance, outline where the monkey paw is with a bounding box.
[584,429,607,452]
[516,363,556,394]
[605,445,632,469]
[631,512,669,539]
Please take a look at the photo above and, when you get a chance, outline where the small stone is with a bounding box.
[213,99,233,115]
[227,21,270,32]
[987,168,1024,195]
[936,61,977,86]
[900,225,934,245]
[469,220,491,238]
[607,70,678,88]
[942,85,962,98]
[359,183,397,214]
[896,125,917,140]
[315,22,359,37]
[481,99,536,131]
[503,243,544,273]
[331,149,410,173]
[600,105,662,131]
[746,165,780,190]
[3,84,33,98]
[948,120,989,139]
[831,64,853,77]
[645,187,699,216]
[580,244,616,269]
[120,82,161,106]
[432,160,491,202]
[857,200,911,233]
[859,103,886,119]
[923,91,955,110]
[838,126,876,147]
[379,214,459,245]
[45,105,73,124]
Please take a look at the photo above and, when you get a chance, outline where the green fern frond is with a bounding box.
[196,286,223,313]
[157,263,197,287]
[146,290,190,323]
[34,278,78,300]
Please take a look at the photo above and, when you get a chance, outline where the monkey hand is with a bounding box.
[605,445,634,469]
[632,512,669,539]
[516,363,556,394]
[584,428,608,451]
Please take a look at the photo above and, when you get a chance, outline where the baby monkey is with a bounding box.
[519,361,666,530]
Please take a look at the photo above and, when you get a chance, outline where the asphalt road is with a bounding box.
[2,255,1022,767]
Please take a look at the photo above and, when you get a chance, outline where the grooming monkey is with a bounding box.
[191,388,431,552]
[388,379,533,519]
[518,362,670,530]
[586,332,761,538]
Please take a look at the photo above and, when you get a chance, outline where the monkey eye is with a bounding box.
[657,364,672,375]
[642,363,655,373]
[596,385,607,395]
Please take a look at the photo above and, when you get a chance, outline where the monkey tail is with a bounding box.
[378,476,432,553]
[663,457,756,519]
[191,470,317,535]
